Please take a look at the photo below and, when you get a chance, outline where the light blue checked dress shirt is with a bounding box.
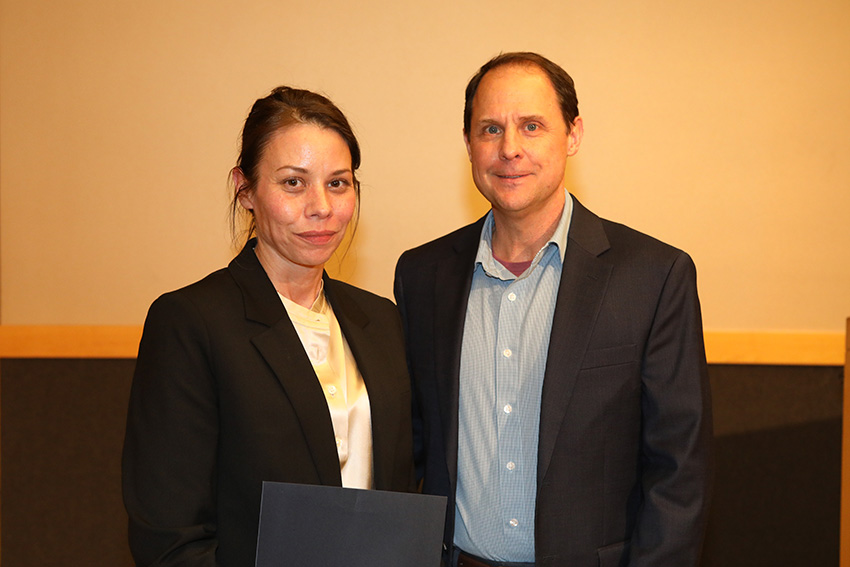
[454,193,573,562]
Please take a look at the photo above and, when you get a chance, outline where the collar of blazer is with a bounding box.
[227,238,289,327]
[226,237,369,331]
[567,196,611,257]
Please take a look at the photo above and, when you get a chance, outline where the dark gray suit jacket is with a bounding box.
[123,240,414,567]
[394,196,712,567]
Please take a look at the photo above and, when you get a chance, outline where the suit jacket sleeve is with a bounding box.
[122,291,220,567]
[630,251,713,566]
[392,261,427,486]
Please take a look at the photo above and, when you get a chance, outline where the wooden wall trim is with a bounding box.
[704,330,845,366]
[0,326,844,365]
[0,326,142,358]
[841,318,850,567]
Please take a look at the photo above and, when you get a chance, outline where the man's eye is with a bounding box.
[526,123,538,131]
[486,125,500,135]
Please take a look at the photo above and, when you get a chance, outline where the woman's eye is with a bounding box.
[283,178,301,187]
[329,179,350,190]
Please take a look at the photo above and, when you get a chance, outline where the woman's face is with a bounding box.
[236,123,356,276]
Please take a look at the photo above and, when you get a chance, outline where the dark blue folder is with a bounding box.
[255,481,447,567]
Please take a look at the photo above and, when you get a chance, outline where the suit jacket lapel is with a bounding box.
[322,278,392,488]
[537,198,612,486]
[228,241,342,486]
[435,218,484,485]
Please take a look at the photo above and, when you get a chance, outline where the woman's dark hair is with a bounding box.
[230,86,361,244]
[463,52,579,134]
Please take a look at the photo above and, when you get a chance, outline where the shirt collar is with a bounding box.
[475,190,573,278]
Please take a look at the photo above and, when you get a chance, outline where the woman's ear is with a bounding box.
[231,167,253,210]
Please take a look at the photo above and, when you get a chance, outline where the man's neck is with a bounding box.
[490,195,566,263]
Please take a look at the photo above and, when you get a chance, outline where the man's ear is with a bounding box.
[567,116,584,157]
[463,130,472,161]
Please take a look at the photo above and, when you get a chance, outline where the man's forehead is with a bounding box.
[479,62,547,87]
[472,64,559,116]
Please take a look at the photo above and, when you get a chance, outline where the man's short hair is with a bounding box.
[463,52,580,134]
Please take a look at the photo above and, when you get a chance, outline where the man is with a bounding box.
[394,52,713,567]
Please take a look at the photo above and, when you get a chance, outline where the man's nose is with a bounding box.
[499,128,522,160]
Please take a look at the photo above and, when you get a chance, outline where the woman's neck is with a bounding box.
[254,244,324,308]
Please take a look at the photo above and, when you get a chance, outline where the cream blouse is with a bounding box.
[279,288,373,489]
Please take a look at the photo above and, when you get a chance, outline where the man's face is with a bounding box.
[464,64,582,220]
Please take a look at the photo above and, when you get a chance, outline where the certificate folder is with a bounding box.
[255,481,447,567]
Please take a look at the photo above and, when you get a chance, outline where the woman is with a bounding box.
[122,87,414,567]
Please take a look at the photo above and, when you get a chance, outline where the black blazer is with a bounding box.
[394,196,713,567]
[123,240,414,567]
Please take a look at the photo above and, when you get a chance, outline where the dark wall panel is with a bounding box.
[0,360,843,566]
[703,365,842,567]
[1,359,135,567]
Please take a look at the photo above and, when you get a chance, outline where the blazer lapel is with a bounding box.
[321,278,391,486]
[537,198,612,486]
[228,241,342,486]
[433,219,483,484]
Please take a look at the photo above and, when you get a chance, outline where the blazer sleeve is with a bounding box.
[122,291,220,567]
[630,251,713,566]
[392,255,425,485]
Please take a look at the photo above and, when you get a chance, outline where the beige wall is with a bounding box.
[1,0,848,331]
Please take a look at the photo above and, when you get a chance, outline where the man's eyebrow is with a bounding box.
[475,114,547,124]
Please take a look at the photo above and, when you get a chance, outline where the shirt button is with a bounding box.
[509,519,519,528]
[503,404,513,414]
[506,461,516,471]
[508,292,517,302]
[503,348,512,358]
[328,385,337,397]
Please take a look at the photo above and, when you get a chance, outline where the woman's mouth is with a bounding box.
[297,231,337,245]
